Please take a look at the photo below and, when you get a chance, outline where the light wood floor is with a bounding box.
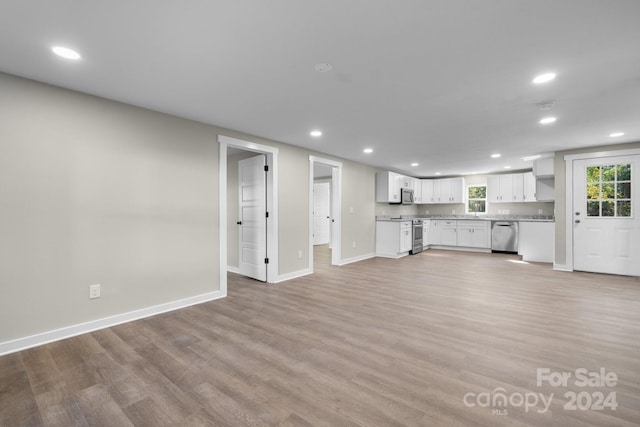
[2,249,640,426]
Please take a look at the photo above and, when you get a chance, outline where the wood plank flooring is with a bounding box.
[2,248,640,426]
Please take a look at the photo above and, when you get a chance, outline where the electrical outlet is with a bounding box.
[349,207,354,214]
[538,209,543,214]
[89,284,101,299]
[504,210,510,214]
[382,210,386,215]
[452,209,456,214]
[297,250,302,259]
[352,241,356,248]
[425,210,429,214]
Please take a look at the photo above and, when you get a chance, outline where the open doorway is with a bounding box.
[309,156,342,271]
[219,136,279,295]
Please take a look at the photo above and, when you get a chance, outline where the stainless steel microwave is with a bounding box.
[401,188,414,205]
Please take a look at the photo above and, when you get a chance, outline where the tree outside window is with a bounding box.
[467,185,487,214]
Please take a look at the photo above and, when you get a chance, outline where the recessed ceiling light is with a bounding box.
[504,166,512,169]
[434,172,441,175]
[52,46,81,60]
[522,155,541,161]
[609,132,625,137]
[411,163,419,167]
[310,130,322,137]
[539,117,557,125]
[491,153,501,158]
[363,148,373,154]
[314,63,333,73]
[532,72,556,84]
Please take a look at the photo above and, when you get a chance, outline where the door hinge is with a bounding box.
[265,211,269,218]
[264,258,269,264]
[264,165,269,172]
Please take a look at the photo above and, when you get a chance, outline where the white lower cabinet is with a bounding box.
[376,221,413,258]
[456,220,491,248]
[438,220,458,246]
[430,219,490,249]
[518,221,555,262]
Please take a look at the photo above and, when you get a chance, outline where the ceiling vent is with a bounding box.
[537,100,556,111]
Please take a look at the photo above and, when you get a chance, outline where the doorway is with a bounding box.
[219,135,279,294]
[572,154,639,275]
[309,156,342,270]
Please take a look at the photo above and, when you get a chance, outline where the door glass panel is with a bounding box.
[585,163,632,218]
[617,201,631,217]
[587,184,600,199]
[602,165,615,181]
[602,200,615,216]
[587,166,600,182]
[617,182,631,199]
[617,164,631,180]
[602,183,615,199]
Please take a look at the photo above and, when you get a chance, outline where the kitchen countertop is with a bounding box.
[376,215,554,223]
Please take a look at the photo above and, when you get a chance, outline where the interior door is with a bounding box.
[313,182,331,245]
[573,156,639,276]
[238,155,267,281]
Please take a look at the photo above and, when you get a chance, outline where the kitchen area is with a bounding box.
[375,158,555,263]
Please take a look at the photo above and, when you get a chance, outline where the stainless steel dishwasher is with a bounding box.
[491,221,518,253]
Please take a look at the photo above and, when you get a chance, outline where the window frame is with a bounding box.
[466,184,487,215]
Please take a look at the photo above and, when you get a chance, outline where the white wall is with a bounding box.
[0,73,219,344]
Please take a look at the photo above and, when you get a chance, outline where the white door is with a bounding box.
[573,156,639,276]
[238,155,267,281]
[313,182,331,245]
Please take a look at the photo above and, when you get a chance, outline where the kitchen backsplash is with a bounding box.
[376,202,555,217]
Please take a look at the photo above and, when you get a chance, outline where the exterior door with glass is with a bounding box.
[573,156,639,275]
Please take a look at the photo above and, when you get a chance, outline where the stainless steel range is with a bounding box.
[410,219,423,255]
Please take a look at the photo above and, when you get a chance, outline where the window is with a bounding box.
[467,185,487,214]
[586,164,631,217]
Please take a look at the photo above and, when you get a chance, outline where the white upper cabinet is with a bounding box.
[489,172,540,203]
[488,173,524,203]
[447,177,465,203]
[420,179,433,204]
[424,177,465,204]
[533,158,554,178]
[376,171,401,202]
[376,171,417,203]
[523,172,536,202]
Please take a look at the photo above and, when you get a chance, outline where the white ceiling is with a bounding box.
[2,0,639,177]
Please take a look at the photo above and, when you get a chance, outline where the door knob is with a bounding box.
[575,220,580,224]
[575,212,580,216]
[237,221,242,225]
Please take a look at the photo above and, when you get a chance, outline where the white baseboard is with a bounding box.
[429,245,492,253]
[338,253,376,266]
[275,268,313,283]
[376,252,408,259]
[226,266,241,275]
[553,263,572,272]
[0,290,225,356]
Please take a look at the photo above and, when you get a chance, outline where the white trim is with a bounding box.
[219,135,279,284]
[564,148,640,161]
[275,268,313,283]
[308,156,343,270]
[338,253,376,266]
[564,156,574,273]
[553,263,572,272]
[562,147,640,272]
[0,291,224,356]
